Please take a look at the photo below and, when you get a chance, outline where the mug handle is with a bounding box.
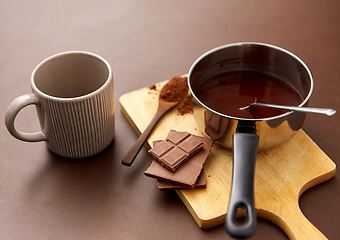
[5,93,47,142]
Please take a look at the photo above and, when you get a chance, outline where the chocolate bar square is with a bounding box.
[178,135,205,156]
[166,130,191,145]
[159,147,188,171]
[149,140,173,159]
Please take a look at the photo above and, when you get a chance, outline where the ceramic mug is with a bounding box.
[5,51,115,158]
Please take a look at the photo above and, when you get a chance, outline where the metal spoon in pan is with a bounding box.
[240,100,336,116]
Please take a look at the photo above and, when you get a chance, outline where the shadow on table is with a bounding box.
[23,139,120,223]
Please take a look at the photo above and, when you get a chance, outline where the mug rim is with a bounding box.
[31,51,112,101]
[188,42,314,121]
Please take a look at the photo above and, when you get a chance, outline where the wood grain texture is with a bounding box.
[119,80,336,240]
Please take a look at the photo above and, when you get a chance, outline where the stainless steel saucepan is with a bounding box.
[188,42,317,238]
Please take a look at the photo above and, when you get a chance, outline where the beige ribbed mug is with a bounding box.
[5,51,115,158]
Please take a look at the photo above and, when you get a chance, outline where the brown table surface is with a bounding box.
[1,1,339,239]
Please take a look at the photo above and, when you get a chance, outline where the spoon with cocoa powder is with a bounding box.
[122,76,189,166]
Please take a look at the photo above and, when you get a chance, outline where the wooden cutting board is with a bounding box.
[119,80,336,240]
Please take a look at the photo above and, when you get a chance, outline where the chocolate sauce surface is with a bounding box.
[195,71,304,119]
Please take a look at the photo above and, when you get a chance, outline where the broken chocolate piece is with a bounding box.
[204,111,230,141]
[144,135,214,186]
[148,130,205,172]
[157,169,207,191]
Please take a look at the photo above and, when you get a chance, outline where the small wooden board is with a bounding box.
[119,80,336,240]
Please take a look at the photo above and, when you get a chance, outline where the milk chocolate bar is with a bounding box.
[148,130,205,172]
[148,140,173,158]
[178,135,205,157]
[145,134,214,187]
[166,130,191,145]
[159,147,188,171]
[157,169,207,191]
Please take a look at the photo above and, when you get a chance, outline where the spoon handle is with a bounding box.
[122,109,166,166]
[255,103,336,116]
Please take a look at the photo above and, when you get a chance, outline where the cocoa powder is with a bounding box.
[159,76,188,102]
[178,95,193,115]
[149,84,157,91]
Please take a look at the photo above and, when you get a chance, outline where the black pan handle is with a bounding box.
[225,122,259,239]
